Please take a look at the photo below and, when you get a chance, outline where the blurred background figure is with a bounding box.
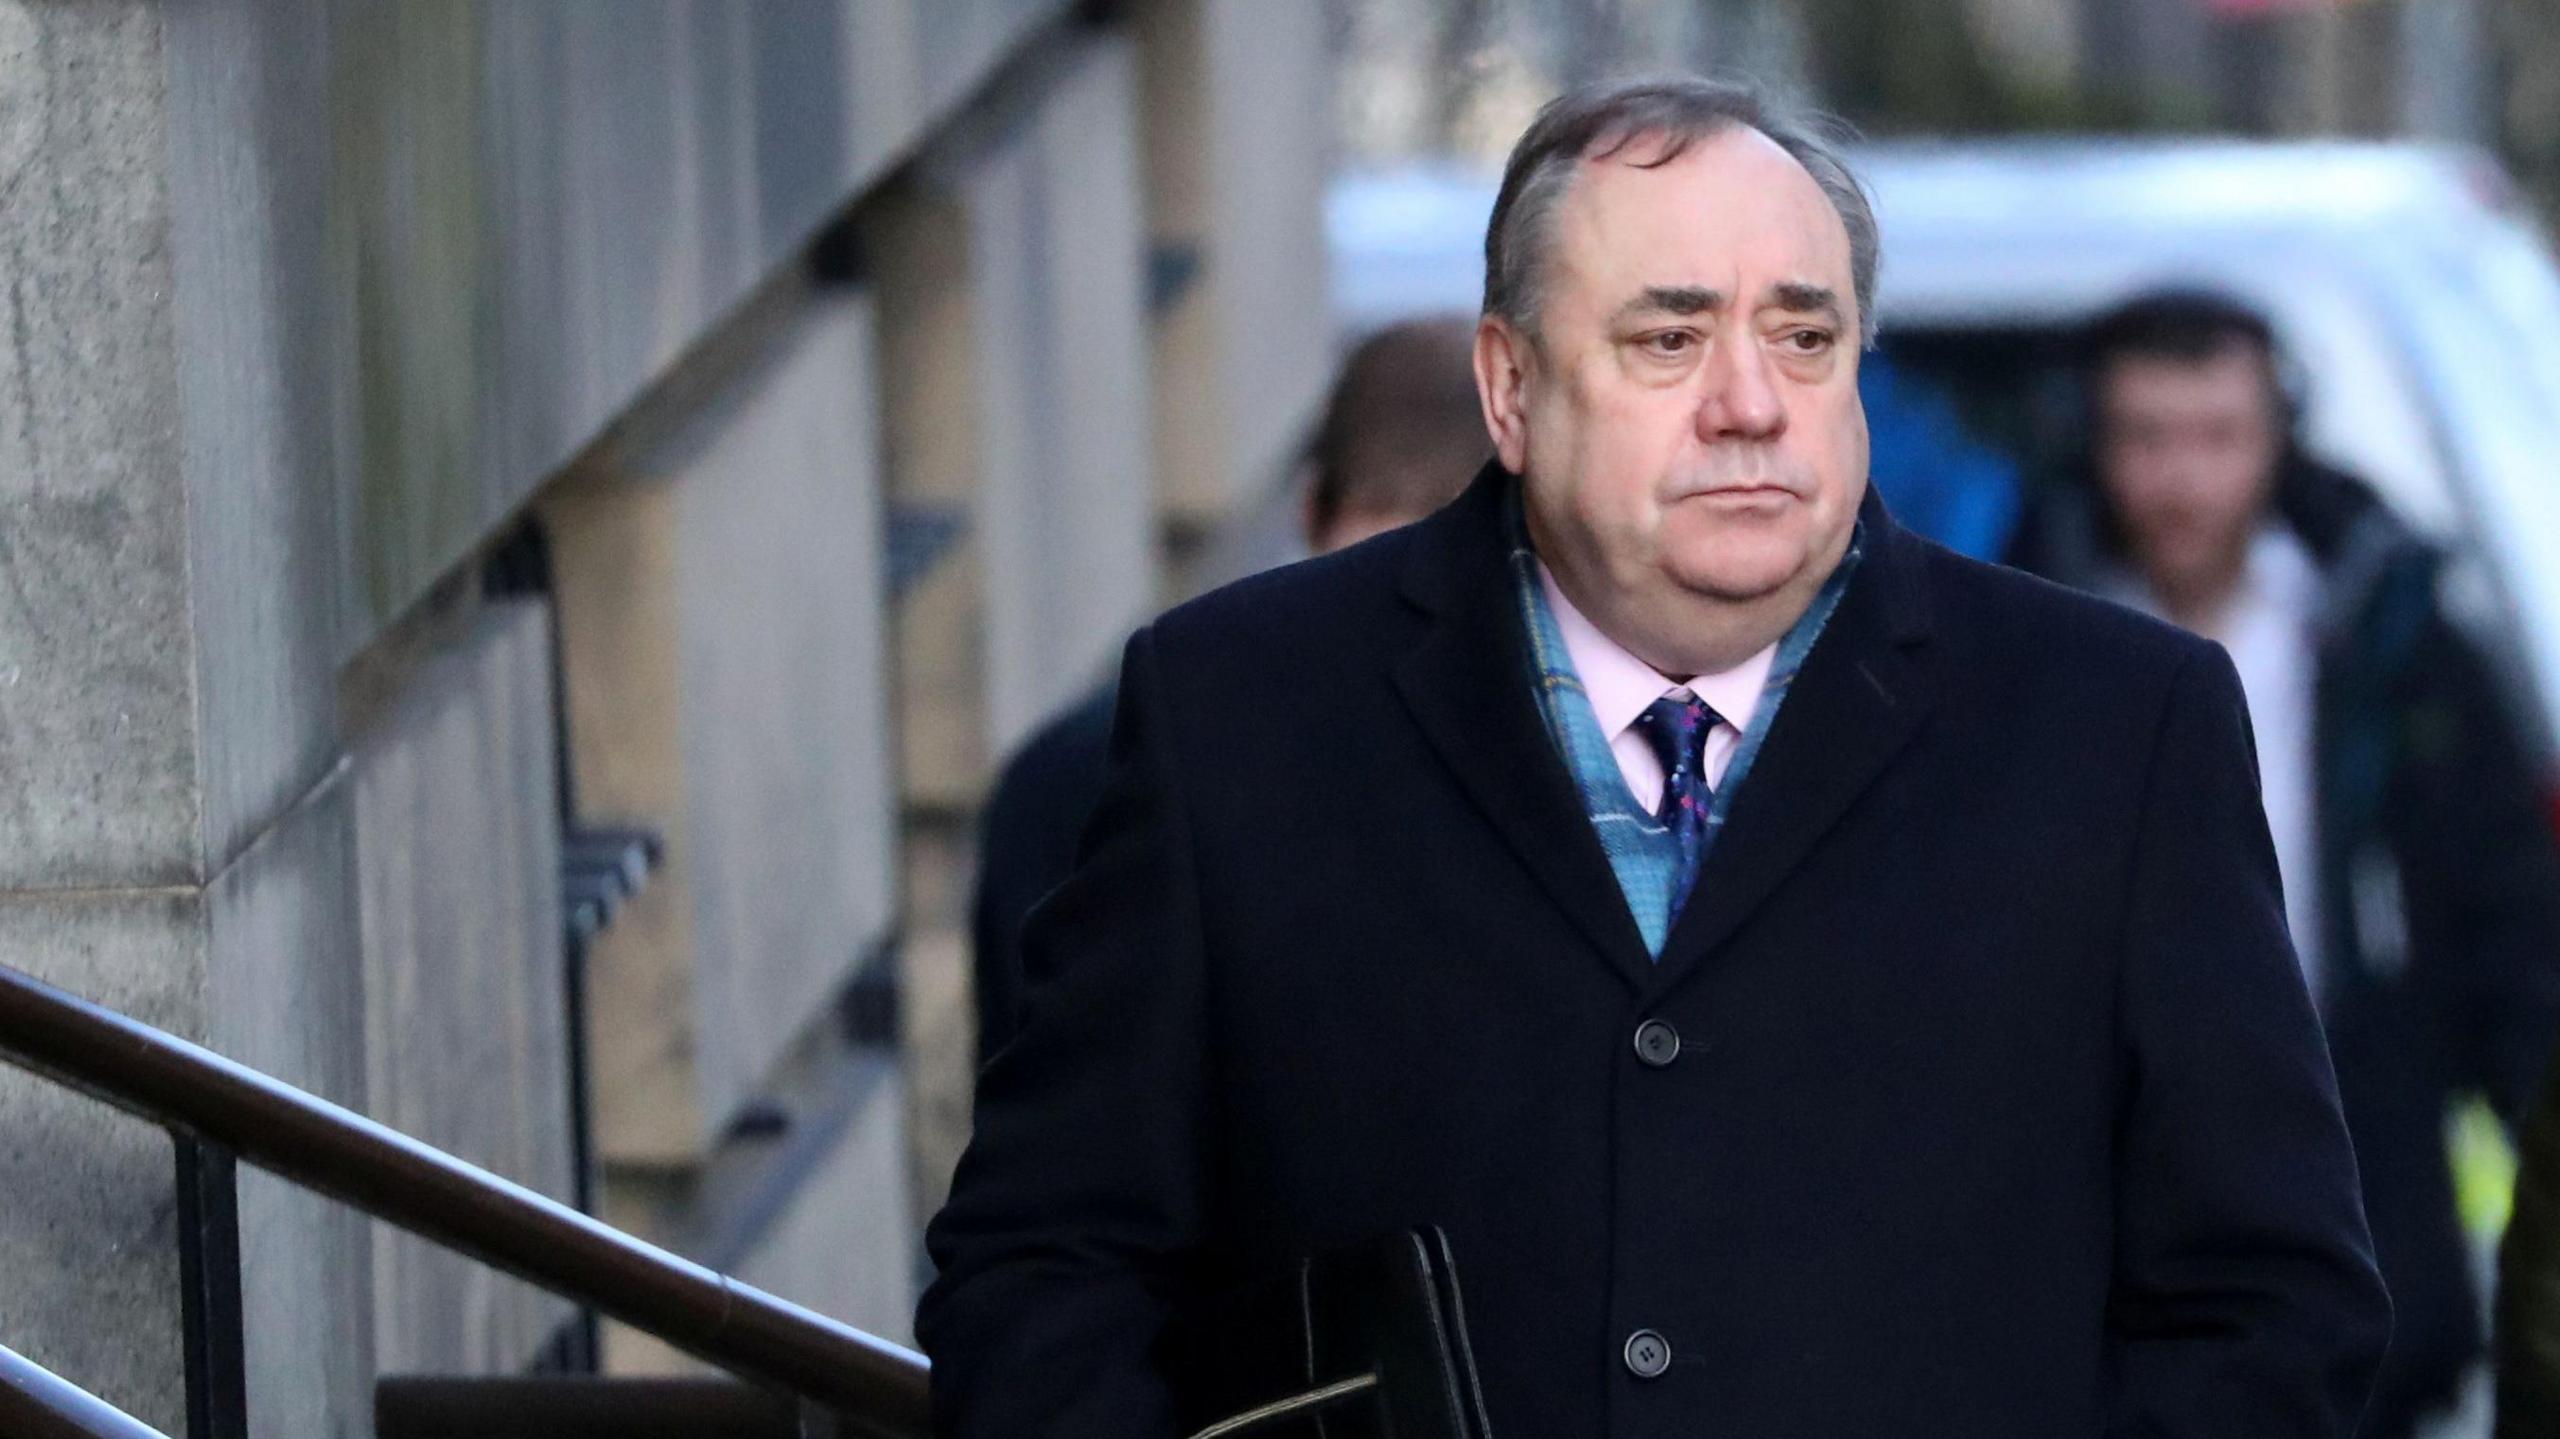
[2504,1027,2560,1430]
[970,315,1488,1065]
[2003,291,2560,1439]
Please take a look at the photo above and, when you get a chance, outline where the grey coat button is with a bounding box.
[1623,1328,1671,1378]
[1633,1019,1681,1067]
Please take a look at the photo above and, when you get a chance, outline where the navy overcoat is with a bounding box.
[920,466,2390,1437]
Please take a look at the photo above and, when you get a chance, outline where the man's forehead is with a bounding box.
[1555,128,1850,279]
[1573,126,1830,210]
[1610,280,1843,323]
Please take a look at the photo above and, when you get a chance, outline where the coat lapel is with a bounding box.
[1652,496,1940,989]
[1393,470,1657,989]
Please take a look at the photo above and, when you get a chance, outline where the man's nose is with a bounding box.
[1695,334,1785,442]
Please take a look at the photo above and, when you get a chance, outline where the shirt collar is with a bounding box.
[1537,562,1778,739]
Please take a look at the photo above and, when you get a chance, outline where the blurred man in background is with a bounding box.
[969,314,1487,1065]
[2010,290,2560,1439]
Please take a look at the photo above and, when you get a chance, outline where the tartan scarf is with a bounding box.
[1507,493,1861,956]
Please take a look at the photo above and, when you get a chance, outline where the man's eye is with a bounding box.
[1640,331,1696,357]
[1781,328,1835,354]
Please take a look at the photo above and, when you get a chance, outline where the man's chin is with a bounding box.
[1660,532,1820,605]
[1664,557,1805,605]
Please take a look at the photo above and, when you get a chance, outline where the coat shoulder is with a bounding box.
[1910,537,2216,701]
[1147,524,1425,681]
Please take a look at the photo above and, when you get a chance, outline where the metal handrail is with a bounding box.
[0,1339,168,1439]
[0,962,930,1439]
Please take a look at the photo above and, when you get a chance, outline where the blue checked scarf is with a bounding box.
[1508,493,1861,956]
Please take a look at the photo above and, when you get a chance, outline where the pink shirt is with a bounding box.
[1539,564,1776,812]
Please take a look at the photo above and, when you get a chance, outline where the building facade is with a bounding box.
[0,0,1332,1431]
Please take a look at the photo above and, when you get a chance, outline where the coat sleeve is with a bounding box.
[2105,643,2392,1437]
[917,626,1211,1438]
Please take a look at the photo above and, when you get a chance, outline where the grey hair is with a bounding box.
[1482,77,1880,347]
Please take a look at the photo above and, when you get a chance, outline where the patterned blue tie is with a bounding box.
[1634,692,1720,922]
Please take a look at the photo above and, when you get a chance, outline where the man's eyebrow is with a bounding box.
[1613,285,1724,323]
[1767,281,1844,322]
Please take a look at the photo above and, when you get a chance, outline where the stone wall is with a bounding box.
[546,285,897,1165]
[0,0,1338,1431]
[352,601,578,1378]
[1140,0,1337,530]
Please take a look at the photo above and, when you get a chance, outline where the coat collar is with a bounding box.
[1652,486,1937,988]
[1394,467,1658,988]
[1394,466,1938,991]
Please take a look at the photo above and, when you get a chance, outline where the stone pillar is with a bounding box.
[546,284,898,1170]
[866,25,1162,1222]
[1137,0,1336,533]
[0,1,366,1431]
[3,0,1117,1425]
[874,29,1161,756]
[351,599,580,1377]
[543,283,908,1369]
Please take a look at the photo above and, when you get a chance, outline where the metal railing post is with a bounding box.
[171,1137,246,1439]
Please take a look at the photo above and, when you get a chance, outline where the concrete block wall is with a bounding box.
[351,601,578,1378]
[732,1059,919,1346]
[596,1034,918,1375]
[0,3,363,1428]
[0,899,206,1432]
[546,285,897,1166]
[0,13,176,1393]
[866,30,1160,818]
[323,0,1081,647]
[871,182,997,814]
[0,0,1337,1432]
[1138,0,1337,530]
[874,0,1340,1232]
[861,30,1162,1225]
[668,295,896,1148]
[0,772,373,1437]
[0,0,973,1426]
[962,35,1160,751]
[212,774,375,1439]
[0,0,203,898]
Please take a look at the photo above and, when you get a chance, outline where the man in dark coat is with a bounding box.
[2005,292,2560,1436]
[971,315,1488,1066]
[921,79,2389,1437]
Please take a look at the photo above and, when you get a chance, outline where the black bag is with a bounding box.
[1169,1227,1494,1439]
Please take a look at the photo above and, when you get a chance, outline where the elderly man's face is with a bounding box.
[1480,126,1867,664]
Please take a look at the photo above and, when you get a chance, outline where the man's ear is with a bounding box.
[1474,315,1534,475]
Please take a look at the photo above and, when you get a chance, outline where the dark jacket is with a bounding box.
[921,468,2390,1437]
[972,685,1116,1065]
[2011,457,2560,1436]
[2504,1020,2560,1434]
